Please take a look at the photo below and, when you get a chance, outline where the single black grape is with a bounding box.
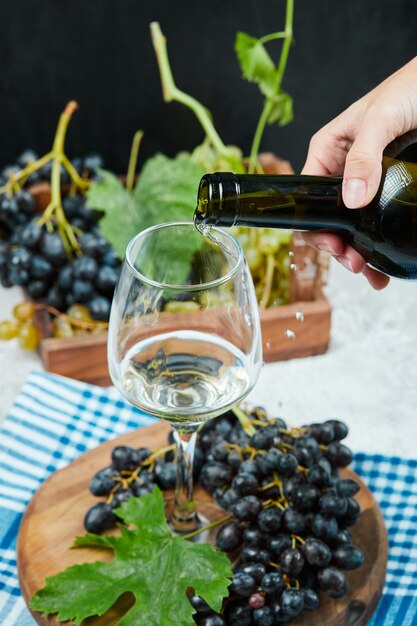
[40,232,67,264]
[325,419,349,440]
[302,588,320,610]
[72,255,98,281]
[16,189,36,214]
[332,544,364,570]
[241,562,266,584]
[267,533,292,558]
[240,546,270,565]
[95,265,119,295]
[336,478,360,497]
[341,497,361,526]
[78,232,108,258]
[57,265,73,290]
[335,528,352,545]
[319,489,348,517]
[257,507,282,533]
[111,445,142,471]
[211,442,229,463]
[282,507,306,534]
[276,453,298,477]
[311,513,338,542]
[215,487,239,510]
[230,496,262,522]
[325,442,353,467]
[291,483,320,512]
[261,572,285,595]
[84,502,116,533]
[89,466,117,496]
[26,279,49,299]
[154,460,176,490]
[83,152,105,172]
[9,245,31,269]
[30,255,53,279]
[280,588,304,617]
[72,279,94,302]
[215,520,243,552]
[20,221,43,248]
[317,566,348,598]
[242,526,265,547]
[189,592,211,615]
[88,295,111,321]
[8,267,30,286]
[279,547,305,576]
[231,472,259,496]
[293,445,314,468]
[307,464,332,487]
[195,613,225,626]
[224,601,253,626]
[261,448,282,472]
[229,572,257,597]
[302,537,332,567]
[200,461,233,493]
[251,424,278,450]
[46,287,66,310]
[315,423,336,444]
[252,605,275,626]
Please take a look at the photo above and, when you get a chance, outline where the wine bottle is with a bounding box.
[194,148,417,279]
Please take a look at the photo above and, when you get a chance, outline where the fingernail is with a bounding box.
[339,256,354,272]
[316,243,336,254]
[344,178,367,208]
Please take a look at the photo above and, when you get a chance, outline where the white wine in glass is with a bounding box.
[108,222,262,533]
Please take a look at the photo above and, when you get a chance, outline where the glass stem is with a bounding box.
[171,427,200,533]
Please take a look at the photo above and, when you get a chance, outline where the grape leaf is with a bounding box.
[87,154,206,285]
[234,32,277,99]
[86,169,138,259]
[31,487,232,626]
[234,32,293,129]
[267,90,294,127]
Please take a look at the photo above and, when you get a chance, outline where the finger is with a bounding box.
[299,232,345,256]
[342,118,389,208]
[334,245,367,274]
[362,265,390,290]
[302,130,351,176]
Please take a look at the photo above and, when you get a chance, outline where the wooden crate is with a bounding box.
[30,155,332,386]
[36,286,331,387]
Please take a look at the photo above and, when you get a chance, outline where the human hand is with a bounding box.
[301,56,417,289]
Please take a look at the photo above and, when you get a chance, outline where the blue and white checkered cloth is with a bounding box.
[0,371,416,625]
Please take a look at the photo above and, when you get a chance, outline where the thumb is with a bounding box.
[342,130,386,208]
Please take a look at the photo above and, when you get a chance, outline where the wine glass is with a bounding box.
[108,222,262,534]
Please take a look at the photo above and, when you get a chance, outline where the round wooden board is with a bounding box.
[18,423,388,626]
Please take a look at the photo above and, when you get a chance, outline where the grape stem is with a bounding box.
[41,304,109,331]
[126,130,144,191]
[231,406,256,436]
[150,22,241,169]
[182,513,233,540]
[38,102,81,255]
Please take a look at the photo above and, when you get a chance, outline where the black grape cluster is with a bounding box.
[84,409,364,626]
[0,151,120,321]
[0,149,103,189]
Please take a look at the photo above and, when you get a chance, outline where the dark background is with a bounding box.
[0,0,416,173]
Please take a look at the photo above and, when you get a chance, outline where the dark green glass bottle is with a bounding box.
[194,148,417,279]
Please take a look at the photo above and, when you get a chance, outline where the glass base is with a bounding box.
[164,496,228,544]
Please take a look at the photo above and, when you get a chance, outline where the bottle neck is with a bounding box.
[196,172,355,232]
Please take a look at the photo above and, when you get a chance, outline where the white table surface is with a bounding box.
[1,259,416,458]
